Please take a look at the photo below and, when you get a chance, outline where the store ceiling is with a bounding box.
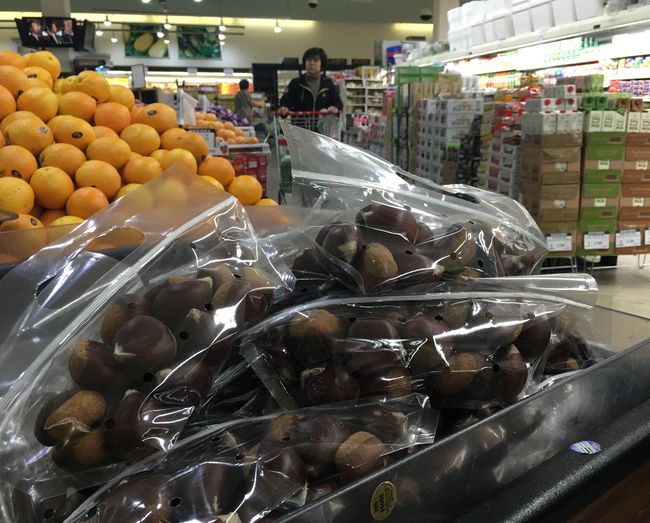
[0,0,435,23]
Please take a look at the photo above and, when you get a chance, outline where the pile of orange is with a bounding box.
[187,112,260,145]
[0,49,276,261]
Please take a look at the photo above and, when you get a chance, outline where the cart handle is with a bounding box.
[275,110,337,117]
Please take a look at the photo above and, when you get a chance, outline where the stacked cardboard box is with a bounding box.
[519,86,583,257]
[477,96,495,188]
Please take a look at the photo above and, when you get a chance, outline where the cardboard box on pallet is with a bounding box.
[614,221,650,255]
[577,219,617,256]
[626,133,650,147]
[582,144,625,183]
[540,221,578,256]
[521,133,583,148]
[580,183,621,221]
[521,184,580,222]
[622,161,650,183]
[619,183,650,220]
[583,132,627,147]
[626,147,650,162]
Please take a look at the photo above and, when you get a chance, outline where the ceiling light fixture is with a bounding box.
[218,32,226,41]
[103,15,112,27]
[95,29,104,36]
[219,18,226,32]
[110,34,118,43]
[164,17,172,30]
[141,0,152,3]
[274,20,282,33]
[164,36,170,44]
[194,0,202,2]
[156,29,165,38]
[220,40,225,46]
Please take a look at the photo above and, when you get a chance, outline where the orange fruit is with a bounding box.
[130,105,143,123]
[0,213,44,232]
[234,136,246,145]
[120,124,160,155]
[152,177,189,208]
[0,50,26,69]
[0,145,38,181]
[28,203,43,218]
[135,103,177,133]
[227,175,263,205]
[59,75,77,94]
[86,137,132,169]
[161,128,186,150]
[52,78,64,94]
[30,166,75,209]
[48,115,95,151]
[23,66,53,89]
[66,187,109,218]
[0,177,35,214]
[0,85,16,121]
[75,160,122,199]
[224,121,235,131]
[68,71,110,102]
[150,149,169,165]
[108,84,135,110]
[93,125,118,139]
[201,176,224,190]
[217,129,236,141]
[40,208,67,226]
[115,183,142,199]
[16,87,58,122]
[0,129,4,147]
[4,119,54,156]
[226,138,237,145]
[94,102,131,133]
[123,156,162,184]
[198,156,235,187]
[255,198,279,206]
[58,91,97,122]
[158,148,198,173]
[204,113,217,122]
[23,78,50,92]
[1,111,43,133]
[25,51,61,80]
[50,215,84,227]
[0,65,29,98]
[244,136,259,144]
[177,132,209,163]
[39,143,87,177]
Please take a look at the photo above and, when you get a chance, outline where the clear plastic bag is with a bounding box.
[66,394,437,523]
[0,168,295,522]
[241,280,599,412]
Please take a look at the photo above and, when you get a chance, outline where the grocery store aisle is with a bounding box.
[592,258,650,319]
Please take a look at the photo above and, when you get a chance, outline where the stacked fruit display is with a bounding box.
[187,112,260,145]
[0,50,271,242]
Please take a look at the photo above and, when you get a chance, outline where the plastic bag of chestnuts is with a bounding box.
[240,290,599,412]
[0,189,296,522]
[64,394,437,523]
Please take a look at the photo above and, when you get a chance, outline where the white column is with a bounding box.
[40,0,74,73]
[433,0,460,42]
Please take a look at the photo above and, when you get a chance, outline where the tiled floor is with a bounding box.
[591,256,650,319]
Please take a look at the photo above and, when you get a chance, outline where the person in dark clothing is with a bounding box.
[278,47,343,116]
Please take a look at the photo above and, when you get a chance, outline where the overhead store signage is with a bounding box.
[178,26,222,60]
[124,24,169,59]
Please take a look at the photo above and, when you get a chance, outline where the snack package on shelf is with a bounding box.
[0,168,295,522]
[66,394,437,523]
[241,278,601,412]
[280,123,548,282]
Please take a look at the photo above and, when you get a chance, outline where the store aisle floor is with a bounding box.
[592,258,650,319]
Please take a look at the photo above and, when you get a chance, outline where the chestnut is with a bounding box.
[104,390,157,461]
[315,222,361,264]
[52,428,107,471]
[211,241,255,262]
[514,314,552,360]
[393,251,444,286]
[403,316,453,375]
[211,278,271,323]
[12,482,87,523]
[335,431,386,483]
[355,243,398,292]
[307,481,339,502]
[361,367,412,398]
[455,302,524,353]
[113,315,177,372]
[292,248,327,277]
[434,352,486,397]
[93,474,171,522]
[488,345,528,403]
[198,264,236,289]
[152,278,213,330]
[264,412,300,442]
[301,365,359,406]
[154,360,213,404]
[100,294,151,346]
[34,389,106,446]
[343,340,402,378]
[347,317,401,340]
[287,309,341,368]
[353,405,408,443]
[441,300,471,329]
[284,415,351,465]
[240,266,274,288]
[415,222,435,244]
[174,308,222,360]
[68,340,118,392]
[356,203,419,244]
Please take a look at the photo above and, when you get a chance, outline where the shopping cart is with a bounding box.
[273,111,343,203]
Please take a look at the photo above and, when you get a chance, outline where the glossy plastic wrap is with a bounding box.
[281,123,547,281]
[241,280,601,412]
[66,394,437,523]
[0,169,295,522]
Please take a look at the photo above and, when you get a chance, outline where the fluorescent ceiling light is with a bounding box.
[157,30,165,38]
[103,15,111,27]
[95,29,103,36]
[218,32,226,41]
[110,35,118,43]
[274,20,282,33]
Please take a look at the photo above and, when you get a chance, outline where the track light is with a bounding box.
[274,20,282,33]
[219,18,226,32]
[218,32,226,41]
[164,37,170,44]
[110,34,118,43]
[95,29,104,36]
[103,15,111,27]
[220,40,225,46]
[164,17,172,30]
[156,29,165,38]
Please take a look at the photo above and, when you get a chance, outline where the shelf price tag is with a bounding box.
[636,160,649,170]
[633,197,646,207]
[598,160,611,170]
[616,229,641,248]
[583,232,610,250]
[553,199,567,209]
[594,198,607,208]
[546,233,572,252]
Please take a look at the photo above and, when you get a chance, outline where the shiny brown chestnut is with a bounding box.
[104,390,157,461]
[393,251,444,286]
[352,405,408,443]
[284,415,351,466]
[403,316,453,375]
[197,263,236,289]
[335,431,387,483]
[514,314,552,360]
[355,242,398,292]
[34,389,106,446]
[93,474,171,522]
[152,279,213,330]
[100,294,151,346]
[52,428,108,471]
[415,221,435,244]
[488,345,528,403]
[361,367,412,398]
[211,278,271,323]
[173,308,222,360]
[12,481,87,523]
[68,340,118,392]
[301,365,359,406]
[343,341,402,378]
[454,302,525,353]
[113,315,177,372]
[347,317,401,340]
[307,481,339,502]
[264,412,300,442]
[287,309,341,368]
[315,222,361,264]
[441,300,472,329]
[434,352,486,397]
[154,360,213,403]
[356,203,419,243]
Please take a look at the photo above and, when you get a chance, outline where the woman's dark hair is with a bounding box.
[239,79,249,90]
[302,47,327,72]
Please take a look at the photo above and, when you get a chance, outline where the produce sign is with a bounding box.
[177,26,222,60]
[123,24,169,58]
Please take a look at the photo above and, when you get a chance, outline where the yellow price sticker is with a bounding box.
[370,481,397,521]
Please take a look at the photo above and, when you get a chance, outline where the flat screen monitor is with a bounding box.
[16,17,77,48]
